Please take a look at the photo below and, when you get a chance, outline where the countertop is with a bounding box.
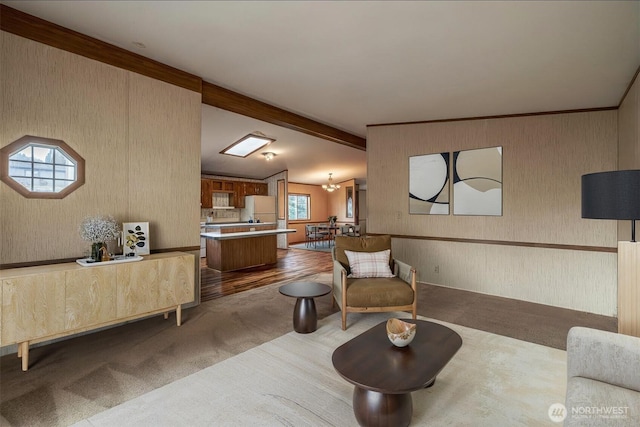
[201,229,296,240]
[200,222,276,228]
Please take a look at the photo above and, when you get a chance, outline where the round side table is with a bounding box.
[278,282,331,333]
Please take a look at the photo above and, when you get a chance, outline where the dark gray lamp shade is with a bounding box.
[582,169,640,241]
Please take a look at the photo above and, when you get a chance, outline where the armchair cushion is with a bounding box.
[334,235,393,275]
[346,277,414,307]
[344,249,394,278]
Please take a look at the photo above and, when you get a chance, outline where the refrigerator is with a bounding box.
[241,195,277,223]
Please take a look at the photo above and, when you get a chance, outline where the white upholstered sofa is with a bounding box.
[564,327,640,426]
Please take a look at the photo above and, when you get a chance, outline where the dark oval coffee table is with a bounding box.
[332,319,462,426]
[278,281,331,333]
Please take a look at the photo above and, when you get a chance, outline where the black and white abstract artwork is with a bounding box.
[409,152,450,215]
[453,146,502,216]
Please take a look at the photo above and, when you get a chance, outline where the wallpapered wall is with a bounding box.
[617,76,640,240]
[0,32,202,266]
[367,110,620,316]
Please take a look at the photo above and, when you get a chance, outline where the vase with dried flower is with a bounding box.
[79,215,120,262]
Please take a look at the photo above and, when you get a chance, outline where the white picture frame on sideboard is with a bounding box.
[123,222,150,255]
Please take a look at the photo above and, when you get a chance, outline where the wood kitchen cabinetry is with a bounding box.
[201,178,268,208]
[213,180,235,192]
[0,252,194,371]
[234,182,268,208]
[250,182,269,195]
[201,179,236,208]
[201,179,213,208]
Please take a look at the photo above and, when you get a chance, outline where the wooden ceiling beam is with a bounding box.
[202,82,366,150]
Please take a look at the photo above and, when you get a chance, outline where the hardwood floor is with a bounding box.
[200,248,332,301]
[200,248,616,349]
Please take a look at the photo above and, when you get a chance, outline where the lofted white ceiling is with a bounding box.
[4,1,639,184]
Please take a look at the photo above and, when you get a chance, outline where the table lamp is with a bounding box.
[581,170,640,242]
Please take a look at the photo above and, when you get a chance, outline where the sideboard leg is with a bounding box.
[164,312,169,320]
[17,343,22,358]
[20,342,29,371]
[176,305,182,326]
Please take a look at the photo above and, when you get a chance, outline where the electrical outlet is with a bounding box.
[434,265,439,274]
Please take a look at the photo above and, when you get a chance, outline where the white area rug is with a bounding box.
[73,312,566,426]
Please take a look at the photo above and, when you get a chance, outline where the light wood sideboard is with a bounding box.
[0,252,194,371]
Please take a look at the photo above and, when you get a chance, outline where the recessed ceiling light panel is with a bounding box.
[221,133,275,158]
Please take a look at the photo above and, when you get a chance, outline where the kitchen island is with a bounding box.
[201,222,296,271]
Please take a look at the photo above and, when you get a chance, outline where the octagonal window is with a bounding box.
[1,136,85,199]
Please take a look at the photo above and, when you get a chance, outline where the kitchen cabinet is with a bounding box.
[235,182,268,208]
[211,180,234,192]
[201,179,213,208]
[248,182,268,196]
[202,178,267,209]
[235,183,247,208]
[201,224,295,271]
[0,252,194,371]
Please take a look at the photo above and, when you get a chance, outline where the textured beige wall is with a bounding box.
[127,73,201,250]
[617,76,640,241]
[0,32,201,264]
[367,111,618,315]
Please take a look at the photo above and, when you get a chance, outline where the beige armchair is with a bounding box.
[332,235,417,330]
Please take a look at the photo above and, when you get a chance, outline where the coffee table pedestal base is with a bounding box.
[352,387,412,427]
[293,297,317,333]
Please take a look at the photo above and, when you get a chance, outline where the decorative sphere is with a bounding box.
[386,318,416,347]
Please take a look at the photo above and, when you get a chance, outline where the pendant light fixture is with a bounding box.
[322,173,341,192]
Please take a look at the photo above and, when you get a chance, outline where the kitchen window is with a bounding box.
[288,193,310,220]
[0,135,85,199]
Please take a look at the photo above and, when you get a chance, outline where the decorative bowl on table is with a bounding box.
[386,318,417,347]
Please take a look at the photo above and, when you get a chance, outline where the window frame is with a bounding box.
[1,135,85,199]
[288,193,311,221]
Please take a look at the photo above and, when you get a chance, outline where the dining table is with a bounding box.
[316,224,340,246]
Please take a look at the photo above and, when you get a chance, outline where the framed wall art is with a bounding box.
[346,186,354,218]
[123,222,150,255]
[409,152,450,214]
[453,146,502,216]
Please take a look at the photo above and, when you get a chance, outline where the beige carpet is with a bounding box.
[71,312,567,426]
[0,273,337,427]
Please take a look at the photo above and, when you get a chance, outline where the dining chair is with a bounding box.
[316,223,331,247]
[342,225,361,237]
[305,224,323,248]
